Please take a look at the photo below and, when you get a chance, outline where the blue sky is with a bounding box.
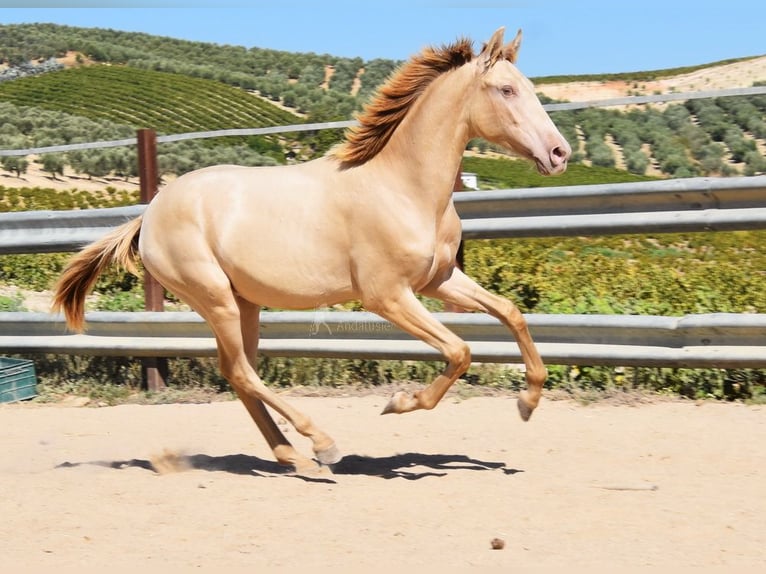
[1,1,765,77]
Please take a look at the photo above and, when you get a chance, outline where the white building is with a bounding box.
[460,172,478,190]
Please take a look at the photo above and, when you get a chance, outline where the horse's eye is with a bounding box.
[500,85,515,98]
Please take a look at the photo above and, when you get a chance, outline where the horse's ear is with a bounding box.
[479,27,505,71]
[504,28,523,63]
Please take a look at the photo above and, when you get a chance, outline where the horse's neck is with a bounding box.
[376,66,472,208]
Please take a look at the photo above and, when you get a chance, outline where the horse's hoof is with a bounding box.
[381,396,398,415]
[381,390,411,415]
[517,391,538,422]
[315,443,342,466]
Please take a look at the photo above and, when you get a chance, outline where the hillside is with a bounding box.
[536,56,766,103]
[0,23,765,184]
[2,23,762,106]
[0,65,300,134]
[0,23,390,118]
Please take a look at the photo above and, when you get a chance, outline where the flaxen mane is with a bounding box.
[334,38,474,167]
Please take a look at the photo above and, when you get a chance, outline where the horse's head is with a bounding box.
[468,28,571,176]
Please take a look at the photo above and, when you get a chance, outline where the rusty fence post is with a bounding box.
[137,128,167,391]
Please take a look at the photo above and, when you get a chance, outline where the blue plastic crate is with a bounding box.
[0,357,38,403]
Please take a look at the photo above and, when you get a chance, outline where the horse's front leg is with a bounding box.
[366,289,472,414]
[421,267,547,421]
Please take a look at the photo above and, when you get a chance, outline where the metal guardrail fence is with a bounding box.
[457,174,766,238]
[1,311,764,368]
[1,175,765,253]
[0,205,143,254]
[0,176,764,367]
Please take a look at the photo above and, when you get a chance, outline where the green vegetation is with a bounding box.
[0,100,283,181]
[0,65,299,134]
[0,184,136,210]
[461,156,656,188]
[548,94,766,178]
[0,294,24,311]
[0,22,391,121]
[476,95,766,179]
[1,22,758,109]
[464,233,766,317]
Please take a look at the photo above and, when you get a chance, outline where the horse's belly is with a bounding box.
[220,248,357,310]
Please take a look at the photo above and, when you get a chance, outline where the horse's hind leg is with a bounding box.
[209,298,340,465]
[169,265,341,467]
[234,297,321,473]
[422,267,547,421]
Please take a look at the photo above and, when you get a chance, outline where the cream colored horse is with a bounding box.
[53,27,570,473]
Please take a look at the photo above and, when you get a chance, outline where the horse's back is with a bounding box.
[139,160,358,308]
[144,160,336,231]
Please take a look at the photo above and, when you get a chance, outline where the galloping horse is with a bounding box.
[53,28,570,473]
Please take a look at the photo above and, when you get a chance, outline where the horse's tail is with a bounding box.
[51,216,144,333]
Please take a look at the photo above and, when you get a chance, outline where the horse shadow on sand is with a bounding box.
[57,452,523,484]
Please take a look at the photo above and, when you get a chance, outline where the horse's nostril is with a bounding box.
[550,145,569,165]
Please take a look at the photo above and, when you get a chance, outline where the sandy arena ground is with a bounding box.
[0,393,763,570]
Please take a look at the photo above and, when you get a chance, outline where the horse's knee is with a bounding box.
[447,341,472,375]
[219,358,269,403]
[504,302,529,333]
[218,357,246,386]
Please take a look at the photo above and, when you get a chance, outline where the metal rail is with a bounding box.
[1,311,764,367]
[0,205,142,254]
[1,176,765,254]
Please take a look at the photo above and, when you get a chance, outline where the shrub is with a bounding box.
[586,138,616,168]
[744,150,766,175]
[0,294,24,311]
[0,253,68,291]
[92,289,145,312]
[624,149,649,175]
[723,127,756,163]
